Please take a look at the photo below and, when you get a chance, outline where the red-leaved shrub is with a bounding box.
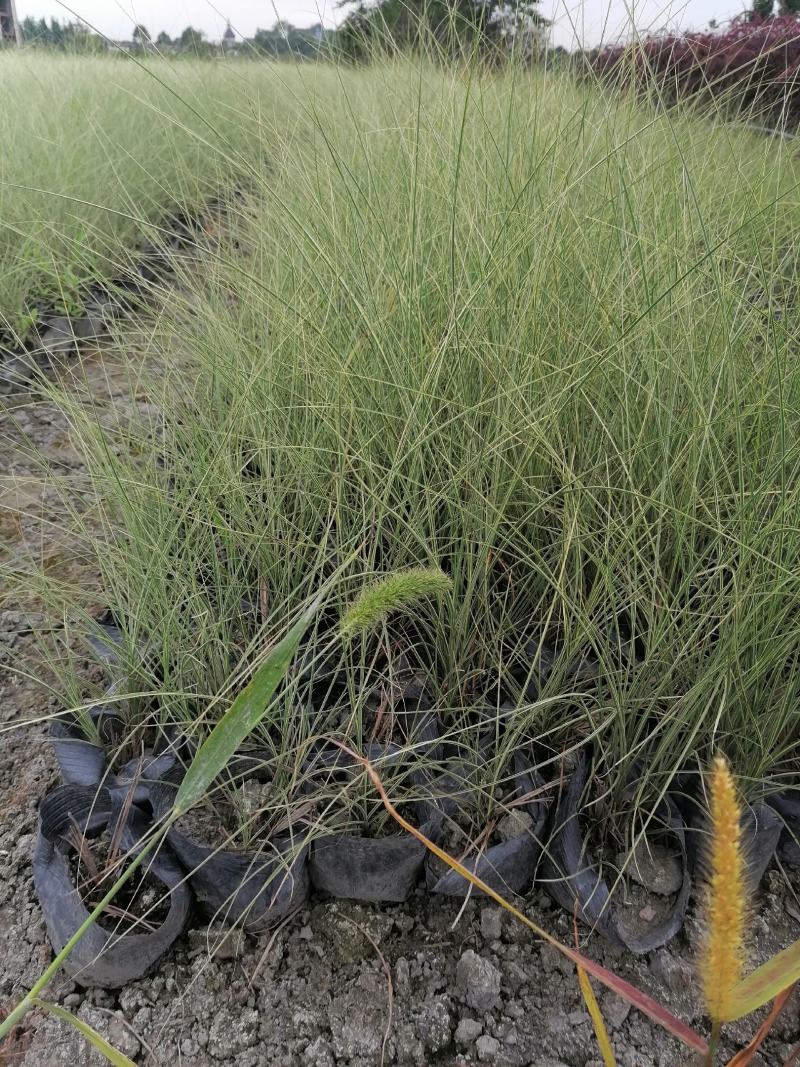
[591,15,800,127]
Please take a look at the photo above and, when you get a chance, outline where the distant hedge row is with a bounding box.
[592,15,800,129]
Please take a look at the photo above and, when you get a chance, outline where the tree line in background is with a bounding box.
[15,0,549,61]
[19,0,796,67]
[333,0,548,61]
[16,17,324,57]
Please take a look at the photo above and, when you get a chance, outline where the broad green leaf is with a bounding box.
[578,966,617,1066]
[726,940,800,1020]
[174,596,322,815]
[33,1000,137,1066]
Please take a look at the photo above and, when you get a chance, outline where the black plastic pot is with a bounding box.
[675,775,784,888]
[768,791,800,867]
[309,827,434,903]
[49,707,185,805]
[307,714,445,903]
[33,784,191,988]
[540,753,691,953]
[150,764,310,931]
[425,750,549,899]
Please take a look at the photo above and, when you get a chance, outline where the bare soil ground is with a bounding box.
[0,356,798,1067]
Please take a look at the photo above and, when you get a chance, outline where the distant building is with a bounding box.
[0,0,19,44]
[223,20,235,48]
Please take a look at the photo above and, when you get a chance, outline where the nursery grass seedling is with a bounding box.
[18,53,800,820]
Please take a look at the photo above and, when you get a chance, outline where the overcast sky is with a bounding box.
[15,0,750,47]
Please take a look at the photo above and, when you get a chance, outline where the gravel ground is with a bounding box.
[1,357,799,1067]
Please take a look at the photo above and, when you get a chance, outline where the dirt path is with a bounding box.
[0,359,798,1067]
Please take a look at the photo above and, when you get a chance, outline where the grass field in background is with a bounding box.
[0,53,284,340]
[6,53,800,845]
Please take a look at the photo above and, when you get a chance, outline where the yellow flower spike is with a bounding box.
[700,753,748,1060]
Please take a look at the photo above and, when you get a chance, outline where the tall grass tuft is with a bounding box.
[6,54,800,846]
[0,53,291,339]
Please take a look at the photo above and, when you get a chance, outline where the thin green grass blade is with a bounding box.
[174,596,322,815]
[33,999,137,1066]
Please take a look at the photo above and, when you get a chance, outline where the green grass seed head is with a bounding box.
[339,567,452,638]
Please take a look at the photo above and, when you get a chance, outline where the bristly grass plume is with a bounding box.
[700,754,748,1057]
[340,567,452,638]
